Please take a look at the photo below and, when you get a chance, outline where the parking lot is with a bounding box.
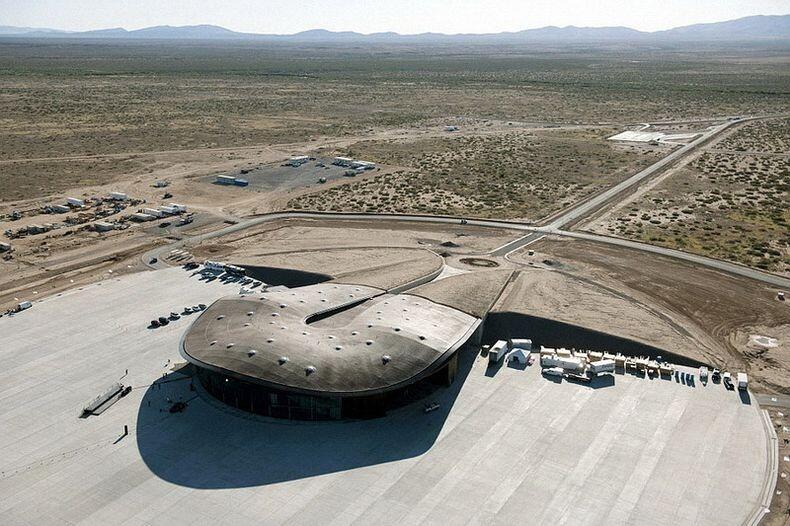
[0,267,774,525]
[210,157,363,193]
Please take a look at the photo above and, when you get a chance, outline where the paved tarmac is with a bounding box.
[0,268,773,525]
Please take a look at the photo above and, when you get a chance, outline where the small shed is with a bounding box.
[508,349,531,365]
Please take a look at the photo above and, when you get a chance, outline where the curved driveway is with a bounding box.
[143,210,790,289]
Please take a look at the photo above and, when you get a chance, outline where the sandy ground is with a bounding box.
[523,237,790,394]
[577,120,745,230]
[189,219,520,260]
[493,267,719,365]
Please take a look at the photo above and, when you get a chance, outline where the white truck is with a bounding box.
[542,367,564,378]
[488,340,509,364]
[540,354,585,373]
[737,373,748,391]
[699,366,708,383]
[17,300,32,312]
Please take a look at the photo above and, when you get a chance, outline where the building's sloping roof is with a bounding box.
[181,282,479,396]
[406,269,514,318]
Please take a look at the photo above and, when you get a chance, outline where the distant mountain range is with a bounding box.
[0,15,788,42]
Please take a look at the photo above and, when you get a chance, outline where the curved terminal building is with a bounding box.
[181,248,512,420]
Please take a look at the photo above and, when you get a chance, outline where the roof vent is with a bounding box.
[209,340,217,346]
[247,311,254,316]
[419,335,426,340]
[305,365,316,375]
[328,335,335,339]
[217,315,225,320]
[266,338,274,343]
[243,323,251,327]
[227,343,235,348]
[366,340,374,345]
[247,350,257,357]
[382,355,391,364]
[335,345,343,351]
[394,327,401,332]
[351,331,358,336]
[278,356,289,365]
[279,303,287,308]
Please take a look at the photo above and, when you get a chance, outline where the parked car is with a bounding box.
[169,312,180,320]
[158,316,169,325]
[150,319,161,328]
[711,368,721,382]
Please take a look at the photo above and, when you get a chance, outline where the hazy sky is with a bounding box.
[1,0,789,33]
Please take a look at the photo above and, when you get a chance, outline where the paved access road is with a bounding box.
[142,114,790,289]
[543,120,738,230]
[143,211,790,289]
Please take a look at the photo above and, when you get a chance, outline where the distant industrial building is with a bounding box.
[130,212,156,222]
[216,175,237,185]
[332,156,354,167]
[288,155,309,167]
[215,175,248,186]
[351,160,376,170]
[93,221,116,232]
[141,208,164,218]
[108,192,129,201]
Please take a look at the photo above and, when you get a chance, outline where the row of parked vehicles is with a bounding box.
[699,366,748,391]
[149,304,206,328]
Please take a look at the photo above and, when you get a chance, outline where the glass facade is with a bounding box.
[194,352,457,421]
[196,367,343,420]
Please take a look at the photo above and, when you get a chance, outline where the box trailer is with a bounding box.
[541,355,585,373]
[109,192,128,201]
[66,197,85,207]
[737,373,748,391]
[142,208,164,218]
[509,338,532,351]
[159,206,178,215]
[216,175,237,185]
[488,340,509,364]
[130,213,155,222]
[589,359,615,375]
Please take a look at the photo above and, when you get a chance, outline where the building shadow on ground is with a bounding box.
[136,345,476,489]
